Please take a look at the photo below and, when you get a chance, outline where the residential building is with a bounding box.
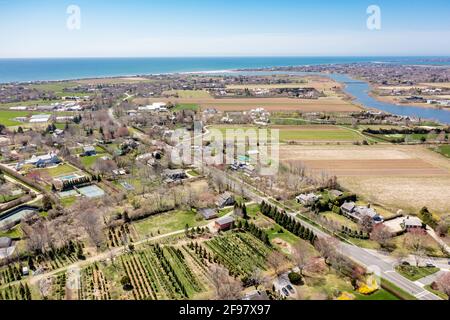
[83,145,97,157]
[296,193,320,206]
[340,202,384,223]
[25,152,60,168]
[403,216,424,230]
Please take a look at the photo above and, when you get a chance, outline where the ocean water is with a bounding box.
[0,56,449,83]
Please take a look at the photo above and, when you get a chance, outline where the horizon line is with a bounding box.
[1,55,450,60]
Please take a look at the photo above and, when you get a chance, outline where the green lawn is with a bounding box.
[0,110,33,126]
[322,211,360,230]
[396,266,440,281]
[132,210,206,238]
[434,145,450,158]
[424,284,448,300]
[60,196,78,208]
[40,164,79,178]
[173,103,200,112]
[80,154,105,168]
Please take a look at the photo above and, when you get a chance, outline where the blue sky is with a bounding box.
[1,0,450,57]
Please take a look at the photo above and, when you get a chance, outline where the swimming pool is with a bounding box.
[58,174,82,181]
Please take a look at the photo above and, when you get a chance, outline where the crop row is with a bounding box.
[205,232,271,277]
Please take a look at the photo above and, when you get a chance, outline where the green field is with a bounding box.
[29,82,91,98]
[163,90,211,99]
[80,154,105,169]
[173,104,200,112]
[434,145,450,158]
[396,266,440,281]
[133,210,206,238]
[39,164,79,178]
[210,125,362,142]
[0,111,33,126]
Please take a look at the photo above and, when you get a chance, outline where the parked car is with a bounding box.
[282,288,290,297]
[286,285,295,294]
[426,263,436,268]
[401,261,410,266]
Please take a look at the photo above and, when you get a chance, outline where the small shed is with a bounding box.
[199,208,218,220]
[215,216,235,231]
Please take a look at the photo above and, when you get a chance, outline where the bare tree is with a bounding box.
[78,209,105,249]
[249,267,266,290]
[370,224,393,248]
[436,272,450,300]
[292,240,310,276]
[209,265,243,300]
[314,237,338,265]
[404,229,427,267]
[266,251,288,276]
[359,215,374,234]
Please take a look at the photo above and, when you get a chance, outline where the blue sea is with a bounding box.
[0,56,449,83]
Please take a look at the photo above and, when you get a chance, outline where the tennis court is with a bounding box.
[77,185,105,198]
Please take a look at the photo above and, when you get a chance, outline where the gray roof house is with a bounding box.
[403,216,424,229]
[199,208,218,220]
[216,192,235,208]
[296,193,321,206]
[340,202,384,223]
[340,202,356,214]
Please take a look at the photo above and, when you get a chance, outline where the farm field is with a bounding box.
[37,244,208,300]
[135,96,360,113]
[163,90,212,99]
[132,210,206,239]
[210,125,363,143]
[172,103,200,111]
[280,144,450,214]
[204,232,272,277]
